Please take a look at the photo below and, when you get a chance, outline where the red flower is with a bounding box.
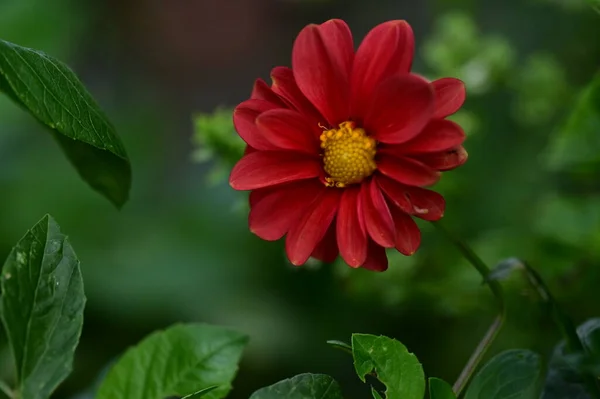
[230,19,467,271]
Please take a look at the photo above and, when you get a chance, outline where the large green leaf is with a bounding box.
[95,323,248,399]
[352,334,425,399]
[0,39,131,207]
[464,349,543,399]
[429,378,456,399]
[0,215,85,399]
[249,374,343,399]
[544,73,600,173]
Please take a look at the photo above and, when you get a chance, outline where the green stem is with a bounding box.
[432,221,505,397]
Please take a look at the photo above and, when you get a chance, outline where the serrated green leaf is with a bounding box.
[249,373,343,399]
[464,350,543,399]
[95,323,248,399]
[181,385,218,398]
[544,73,600,172]
[429,378,456,399]
[0,214,85,399]
[351,334,425,399]
[0,39,131,208]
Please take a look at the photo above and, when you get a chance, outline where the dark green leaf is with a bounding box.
[542,318,600,399]
[0,215,85,399]
[352,334,425,399]
[249,373,343,399]
[181,386,218,399]
[578,318,600,354]
[0,39,131,207]
[544,73,600,173]
[95,323,248,399]
[464,349,543,399]
[429,378,456,399]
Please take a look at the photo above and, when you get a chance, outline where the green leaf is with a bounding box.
[578,318,600,354]
[0,214,86,399]
[181,386,218,398]
[351,334,425,399]
[542,318,600,399]
[429,378,456,399]
[544,73,600,173]
[249,373,343,399]
[0,39,131,207]
[95,323,248,399]
[326,340,352,354]
[464,349,543,399]
[371,387,384,399]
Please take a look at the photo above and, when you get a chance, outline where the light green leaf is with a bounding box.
[0,214,85,399]
[352,334,425,399]
[249,373,343,399]
[544,73,600,172]
[464,350,543,399]
[0,39,131,208]
[95,323,248,399]
[429,378,456,399]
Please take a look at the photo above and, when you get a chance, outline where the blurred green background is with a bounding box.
[1,0,600,397]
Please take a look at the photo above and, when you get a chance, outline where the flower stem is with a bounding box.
[432,221,505,397]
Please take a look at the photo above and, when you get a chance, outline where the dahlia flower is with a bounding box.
[230,19,467,271]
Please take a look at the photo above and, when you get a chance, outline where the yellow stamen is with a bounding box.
[321,121,377,187]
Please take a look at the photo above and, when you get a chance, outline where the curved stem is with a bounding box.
[432,221,505,397]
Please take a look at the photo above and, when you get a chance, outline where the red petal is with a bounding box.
[230,151,321,190]
[251,79,286,106]
[286,188,342,266]
[390,206,421,255]
[256,109,319,154]
[364,74,435,144]
[376,175,446,221]
[292,19,353,125]
[271,67,324,127]
[249,180,324,241]
[361,240,389,272]
[433,78,466,119]
[336,187,367,267]
[233,99,281,150]
[388,119,465,154]
[360,179,395,248]
[377,155,440,187]
[415,146,469,171]
[311,221,338,263]
[351,20,414,119]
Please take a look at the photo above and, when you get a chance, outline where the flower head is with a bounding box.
[230,19,467,271]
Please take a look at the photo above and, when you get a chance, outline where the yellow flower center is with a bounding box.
[321,121,377,188]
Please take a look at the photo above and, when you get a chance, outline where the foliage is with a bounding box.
[2,2,600,399]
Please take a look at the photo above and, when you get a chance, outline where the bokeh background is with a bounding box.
[1,0,600,397]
